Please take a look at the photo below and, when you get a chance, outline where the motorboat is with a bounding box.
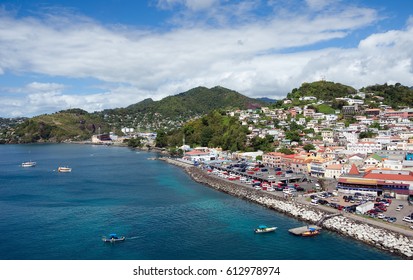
[21,161,36,167]
[58,166,72,172]
[254,225,277,233]
[102,233,126,243]
[301,227,320,237]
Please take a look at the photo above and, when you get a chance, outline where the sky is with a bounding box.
[0,0,412,117]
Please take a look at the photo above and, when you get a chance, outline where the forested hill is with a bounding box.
[360,83,413,109]
[100,86,269,131]
[286,81,357,101]
[125,86,266,118]
[9,109,110,143]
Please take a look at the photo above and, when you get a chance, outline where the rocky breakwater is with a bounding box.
[186,167,413,259]
[184,166,328,225]
[163,158,413,259]
[323,215,413,258]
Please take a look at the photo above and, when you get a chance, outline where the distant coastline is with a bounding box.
[160,157,413,259]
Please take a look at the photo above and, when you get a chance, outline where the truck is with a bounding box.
[356,201,374,214]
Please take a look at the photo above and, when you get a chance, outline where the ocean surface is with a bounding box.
[0,144,398,260]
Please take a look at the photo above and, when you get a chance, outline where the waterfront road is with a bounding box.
[165,158,413,238]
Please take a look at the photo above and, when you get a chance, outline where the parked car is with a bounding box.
[403,216,413,223]
[388,217,397,223]
[377,213,385,219]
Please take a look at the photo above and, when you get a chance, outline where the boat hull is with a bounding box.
[102,237,125,243]
[254,227,277,233]
[301,230,320,237]
[58,167,72,172]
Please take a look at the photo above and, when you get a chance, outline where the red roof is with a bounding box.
[364,172,413,181]
[185,150,210,156]
[348,164,360,175]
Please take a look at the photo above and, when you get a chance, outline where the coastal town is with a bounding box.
[87,88,413,258]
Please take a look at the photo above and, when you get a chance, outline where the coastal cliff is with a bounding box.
[162,158,413,259]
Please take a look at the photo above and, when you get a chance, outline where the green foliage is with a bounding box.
[285,130,301,143]
[369,121,381,130]
[361,83,413,109]
[303,143,316,152]
[102,86,269,131]
[286,81,357,101]
[126,137,143,148]
[277,147,295,155]
[250,135,275,152]
[316,104,335,114]
[155,130,168,148]
[165,110,248,151]
[13,110,108,143]
[359,130,377,139]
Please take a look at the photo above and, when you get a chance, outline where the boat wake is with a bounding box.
[126,236,141,240]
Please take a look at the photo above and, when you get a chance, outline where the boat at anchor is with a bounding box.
[102,233,125,243]
[254,225,277,233]
[58,166,72,172]
[301,227,320,237]
[21,161,36,167]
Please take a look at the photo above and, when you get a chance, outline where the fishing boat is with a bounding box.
[301,227,320,237]
[21,161,36,167]
[254,225,277,233]
[102,233,125,243]
[58,166,72,173]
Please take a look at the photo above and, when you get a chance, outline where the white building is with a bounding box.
[382,159,403,170]
[347,142,382,154]
[324,164,343,179]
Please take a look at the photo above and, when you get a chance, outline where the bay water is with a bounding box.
[0,144,397,260]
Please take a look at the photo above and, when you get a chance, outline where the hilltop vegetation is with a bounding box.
[287,81,357,101]
[2,81,412,145]
[101,86,268,131]
[360,83,413,109]
[156,110,249,152]
[10,109,110,143]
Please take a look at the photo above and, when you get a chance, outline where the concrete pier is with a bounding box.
[289,225,321,235]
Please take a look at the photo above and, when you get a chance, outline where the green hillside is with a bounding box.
[12,109,109,143]
[126,86,265,117]
[287,81,357,101]
[360,83,413,109]
[101,86,268,131]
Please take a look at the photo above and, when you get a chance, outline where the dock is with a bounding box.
[288,225,321,235]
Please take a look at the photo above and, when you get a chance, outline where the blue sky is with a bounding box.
[0,0,412,117]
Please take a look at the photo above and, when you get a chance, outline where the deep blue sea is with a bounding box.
[0,144,398,260]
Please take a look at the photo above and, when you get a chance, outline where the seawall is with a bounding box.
[161,157,413,259]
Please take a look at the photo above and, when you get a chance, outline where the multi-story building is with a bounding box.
[325,164,343,179]
[337,165,413,199]
[347,141,382,154]
[262,152,285,168]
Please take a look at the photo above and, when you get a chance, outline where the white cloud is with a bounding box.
[0,2,412,117]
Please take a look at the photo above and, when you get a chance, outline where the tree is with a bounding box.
[155,130,168,148]
[303,143,315,152]
[277,147,295,155]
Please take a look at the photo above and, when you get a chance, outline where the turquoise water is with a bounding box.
[0,144,398,260]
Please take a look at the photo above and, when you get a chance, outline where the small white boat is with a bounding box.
[21,161,36,167]
[58,166,72,173]
[254,225,277,233]
[102,233,125,243]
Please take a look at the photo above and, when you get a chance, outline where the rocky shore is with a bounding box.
[161,157,413,259]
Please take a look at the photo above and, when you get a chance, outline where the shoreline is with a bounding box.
[161,157,413,259]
